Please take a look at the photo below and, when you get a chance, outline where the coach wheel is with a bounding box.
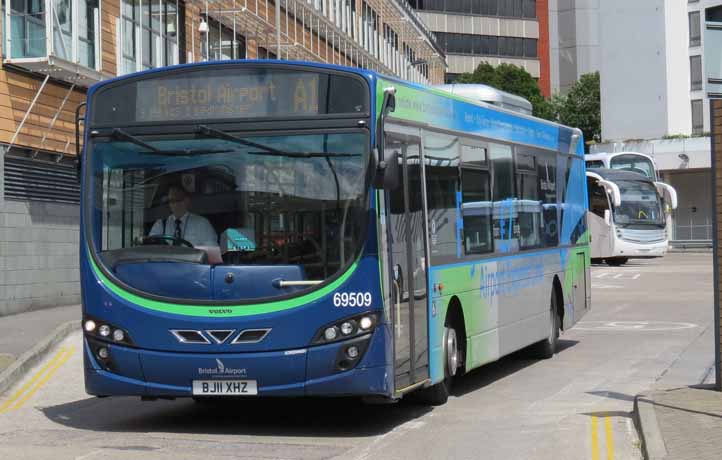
[606,257,628,266]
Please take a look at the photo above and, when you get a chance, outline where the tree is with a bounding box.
[455,62,555,120]
[554,72,601,147]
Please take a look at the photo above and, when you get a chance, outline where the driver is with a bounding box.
[148,184,218,247]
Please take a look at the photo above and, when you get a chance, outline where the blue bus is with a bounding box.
[78,61,590,405]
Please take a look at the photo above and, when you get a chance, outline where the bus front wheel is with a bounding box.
[415,326,459,406]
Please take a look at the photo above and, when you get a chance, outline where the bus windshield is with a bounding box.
[614,180,664,227]
[89,130,370,301]
[609,154,656,180]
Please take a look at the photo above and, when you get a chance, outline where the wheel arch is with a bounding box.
[552,275,564,330]
[445,295,467,373]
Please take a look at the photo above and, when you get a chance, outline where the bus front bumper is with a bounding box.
[83,329,391,398]
[614,238,668,258]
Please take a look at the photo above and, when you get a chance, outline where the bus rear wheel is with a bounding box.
[606,257,628,266]
[531,289,560,359]
[415,326,459,406]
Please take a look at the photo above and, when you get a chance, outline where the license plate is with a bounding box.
[192,380,258,396]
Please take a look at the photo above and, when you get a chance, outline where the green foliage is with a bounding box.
[554,72,601,147]
[456,63,555,120]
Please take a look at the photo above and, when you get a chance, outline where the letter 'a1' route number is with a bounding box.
[333,292,372,307]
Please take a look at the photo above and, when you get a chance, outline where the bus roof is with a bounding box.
[86,60,584,155]
[585,151,654,161]
[587,168,655,183]
[432,84,533,115]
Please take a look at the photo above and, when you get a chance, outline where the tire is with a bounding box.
[415,326,459,406]
[531,289,560,359]
[606,257,628,266]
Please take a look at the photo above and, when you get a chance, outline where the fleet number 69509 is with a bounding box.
[333,292,372,307]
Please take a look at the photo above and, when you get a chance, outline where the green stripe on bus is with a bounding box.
[88,251,359,317]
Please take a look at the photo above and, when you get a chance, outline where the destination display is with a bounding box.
[90,67,369,126]
[136,72,320,122]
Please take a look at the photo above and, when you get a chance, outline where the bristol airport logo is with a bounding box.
[198,359,247,377]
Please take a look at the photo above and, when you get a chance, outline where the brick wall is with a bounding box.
[0,162,80,317]
[712,98,722,390]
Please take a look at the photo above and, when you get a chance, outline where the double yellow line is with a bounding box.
[0,346,75,414]
[591,416,615,460]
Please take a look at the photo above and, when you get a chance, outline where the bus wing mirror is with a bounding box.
[603,209,611,225]
[378,149,401,191]
[655,181,678,210]
[374,87,396,189]
[75,102,87,183]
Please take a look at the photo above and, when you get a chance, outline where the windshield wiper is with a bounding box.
[198,125,286,155]
[112,128,160,152]
[247,151,360,158]
[197,125,360,158]
[112,128,231,156]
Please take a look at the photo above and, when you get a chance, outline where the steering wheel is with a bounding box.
[142,234,194,248]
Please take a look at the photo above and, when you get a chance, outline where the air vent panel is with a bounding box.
[232,329,271,344]
[170,330,210,344]
[206,330,235,344]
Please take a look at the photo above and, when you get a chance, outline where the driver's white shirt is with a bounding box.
[149,212,218,247]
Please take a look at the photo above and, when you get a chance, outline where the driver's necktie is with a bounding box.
[174,218,182,241]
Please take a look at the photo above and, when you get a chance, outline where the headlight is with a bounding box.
[312,313,379,345]
[82,315,133,346]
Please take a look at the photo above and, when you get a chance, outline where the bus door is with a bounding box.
[384,126,430,392]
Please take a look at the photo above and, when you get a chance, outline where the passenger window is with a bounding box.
[461,144,492,255]
[490,143,516,253]
[424,131,460,263]
[537,151,558,247]
[515,151,541,250]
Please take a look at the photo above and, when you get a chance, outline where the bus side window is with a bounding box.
[569,158,588,243]
[537,151,558,247]
[460,143,492,255]
[423,130,461,263]
[515,150,541,250]
[490,143,516,253]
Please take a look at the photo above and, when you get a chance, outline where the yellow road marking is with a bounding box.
[591,416,600,460]
[0,347,67,414]
[11,347,75,411]
[605,417,615,460]
[591,416,615,460]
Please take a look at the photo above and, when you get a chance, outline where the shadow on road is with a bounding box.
[452,339,579,397]
[41,341,579,437]
[41,395,433,438]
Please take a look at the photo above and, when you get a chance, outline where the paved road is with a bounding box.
[0,253,713,460]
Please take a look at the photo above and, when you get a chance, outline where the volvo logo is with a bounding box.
[197,358,247,377]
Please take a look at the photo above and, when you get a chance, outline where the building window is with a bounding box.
[689,11,701,46]
[690,55,702,90]
[200,14,246,61]
[7,0,100,68]
[257,46,277,59]
[436,32,538,59]
[410,0,536,19]
[707,5,722,22]
[120,0,184,74]
[691,99,704,135]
